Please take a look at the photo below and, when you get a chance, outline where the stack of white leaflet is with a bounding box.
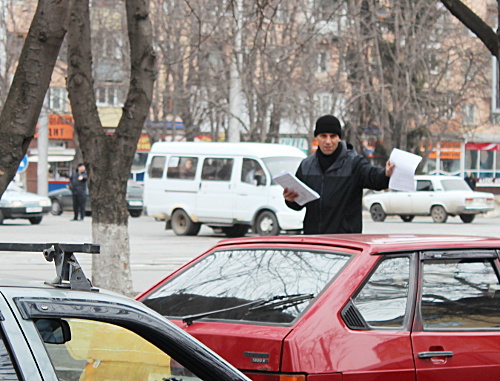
[272,171,320,206]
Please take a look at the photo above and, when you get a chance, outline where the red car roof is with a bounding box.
[211,234,500,255]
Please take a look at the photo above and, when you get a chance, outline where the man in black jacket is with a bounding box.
[69,163,88,221]
[284,115,394,234]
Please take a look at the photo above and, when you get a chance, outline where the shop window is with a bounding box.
[479,150,495,177]
[49,162,71,180]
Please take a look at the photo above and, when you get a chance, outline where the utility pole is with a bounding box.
[228,0,243,142]
[37,96,49,196]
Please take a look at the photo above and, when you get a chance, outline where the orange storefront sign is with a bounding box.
[35,114,74,140]
[137,134,151,152]
[421,141,462,160]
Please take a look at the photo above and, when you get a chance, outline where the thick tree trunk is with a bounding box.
[67,0,156,296]
[0,0,69,194]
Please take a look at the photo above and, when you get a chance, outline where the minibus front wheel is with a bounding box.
[254,210,280,236]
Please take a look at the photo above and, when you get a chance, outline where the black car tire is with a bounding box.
[399,215,414,222]
[50,199,63,215]
[129,210,142,218]
[370,204,386,222]
[431,205,448,223]
[29,216,43,225]
[254,210,280,236]
[222,224,248,237]
[459,214,475,223]
[0,210,4,225]
[171,209,201,236]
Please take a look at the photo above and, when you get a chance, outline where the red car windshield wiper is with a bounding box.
[182,293,314,326]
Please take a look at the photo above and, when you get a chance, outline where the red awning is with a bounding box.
[465,142,500,151]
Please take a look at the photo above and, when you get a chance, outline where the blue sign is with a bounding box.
[17,155,28,173]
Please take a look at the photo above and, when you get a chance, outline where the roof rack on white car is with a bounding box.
[0,243,99,291]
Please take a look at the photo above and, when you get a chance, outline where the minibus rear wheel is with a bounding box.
[171,209,201,235]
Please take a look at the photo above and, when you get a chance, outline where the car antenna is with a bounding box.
[0,243,100,291]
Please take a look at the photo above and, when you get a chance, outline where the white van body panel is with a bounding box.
[144,142,306,235]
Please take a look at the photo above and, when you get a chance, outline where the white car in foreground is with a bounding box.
[363,175,496,223]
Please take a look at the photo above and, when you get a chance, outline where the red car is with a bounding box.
[137,234,500,380]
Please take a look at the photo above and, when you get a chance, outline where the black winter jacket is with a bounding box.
[69,170,88,195]
[286,142,389,234]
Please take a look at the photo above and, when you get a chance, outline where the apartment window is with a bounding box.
[314,93,333,115]
[429,53,439,75]
[102,36,123,59]
[96,86,124,107]
[317,52,329,73]
[316,0,335,21]
[48,87,68,112]
[462,104,476,126]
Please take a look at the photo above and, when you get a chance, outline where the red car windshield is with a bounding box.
[141,248,351,324]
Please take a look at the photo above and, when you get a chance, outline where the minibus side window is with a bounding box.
[167,156,198,180]
[201,158,233,181]
[148,156,166,179]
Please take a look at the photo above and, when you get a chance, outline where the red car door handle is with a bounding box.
[418,351,454,359]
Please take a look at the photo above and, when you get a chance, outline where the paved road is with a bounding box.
[1,210,499,294]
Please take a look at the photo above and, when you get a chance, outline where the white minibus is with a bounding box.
[143,142,306,236]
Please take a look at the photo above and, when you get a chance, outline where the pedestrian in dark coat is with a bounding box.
[284,115,394,234]
[69,163,88,221]
[465,172,476,190]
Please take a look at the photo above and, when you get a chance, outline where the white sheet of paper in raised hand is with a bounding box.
[272,171,320,206]
[388,148,422,192]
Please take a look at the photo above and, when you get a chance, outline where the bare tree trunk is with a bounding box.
[67,0,156,296]
[0,0,70,194]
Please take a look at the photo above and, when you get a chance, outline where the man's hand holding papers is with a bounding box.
[388,148,422,191]
[273,171,320,206]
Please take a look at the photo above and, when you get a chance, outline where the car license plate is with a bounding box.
[128,201,143,206]
[26,207,42,213]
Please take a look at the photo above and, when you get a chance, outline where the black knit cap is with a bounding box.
[314,115,342,138]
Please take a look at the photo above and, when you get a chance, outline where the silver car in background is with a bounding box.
[364,175,496,223]
[0,182,51,224]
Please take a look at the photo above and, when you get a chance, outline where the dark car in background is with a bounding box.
[49,181,143,217]
[138,234,500,380]
[0,182,51,224]
[0,242,249,381]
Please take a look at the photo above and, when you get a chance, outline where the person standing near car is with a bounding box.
[69,163,88,221]
[465,172,476,190]
[283,114,394,234]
